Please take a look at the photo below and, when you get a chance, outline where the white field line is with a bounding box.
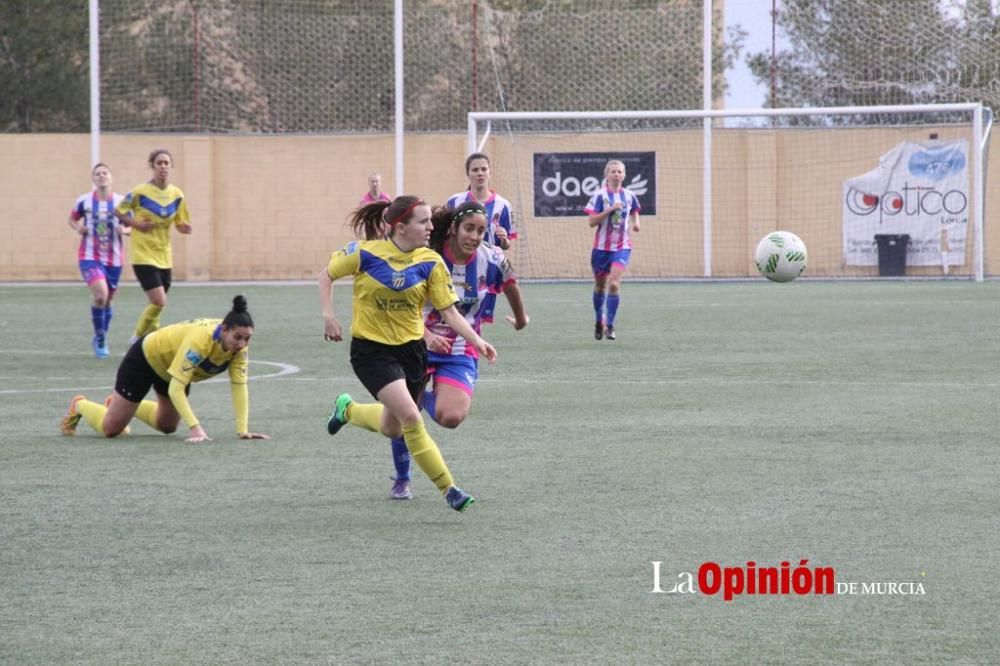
[0,359,302,395]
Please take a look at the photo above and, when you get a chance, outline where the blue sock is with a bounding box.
[91,306,105,339]
[606,294,620,326]
[103,305,113,334]
[593,291,606,322]
[422,390,441,427]
[390,436,411,481]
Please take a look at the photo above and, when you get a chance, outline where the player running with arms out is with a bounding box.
[585,159,640,341]
[446,152,516,251]
[61,295,270,443]
[318,195,497,513]
[114,148,192,344]
[67,163,127,359]
[379,202,528,500]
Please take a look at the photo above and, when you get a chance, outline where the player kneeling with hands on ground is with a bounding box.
[61,295,270,443]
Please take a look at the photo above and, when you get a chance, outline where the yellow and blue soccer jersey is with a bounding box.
[142,318,248,387]
[326,239,458,345]
[116,182,190,268]
[141,318,250,432]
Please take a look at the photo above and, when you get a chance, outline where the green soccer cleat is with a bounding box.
[445,486,474,512]
[326,393,353,435]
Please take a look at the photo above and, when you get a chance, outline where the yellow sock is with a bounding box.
[134,400,159,430]
[77,399,107,436]
[402,421,454,493]
[347,402,384,433]
[134,304,163,337]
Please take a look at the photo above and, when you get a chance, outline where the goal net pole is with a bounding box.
[89,0,101,167]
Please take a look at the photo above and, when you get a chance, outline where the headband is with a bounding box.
[453,205,487,223]
[387,199,426,226]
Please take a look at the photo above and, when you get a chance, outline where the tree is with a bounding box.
[0,0,89,132]
[482,0,742,122]
[745,0,1000,117]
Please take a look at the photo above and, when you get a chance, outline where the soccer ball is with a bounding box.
[754,231,808,282]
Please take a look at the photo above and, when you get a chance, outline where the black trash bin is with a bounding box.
[874,234,910,276]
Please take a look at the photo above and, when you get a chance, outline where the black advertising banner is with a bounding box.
[533,152,656,217]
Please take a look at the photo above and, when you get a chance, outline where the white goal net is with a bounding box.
[469,104,990,281]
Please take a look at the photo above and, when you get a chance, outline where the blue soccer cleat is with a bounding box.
[93,335,109,359]
[445,486,474,512]
[326,393,353,435]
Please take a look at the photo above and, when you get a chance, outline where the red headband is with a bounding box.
[387,200,426,226]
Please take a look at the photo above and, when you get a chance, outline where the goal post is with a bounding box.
[469,104,990,281]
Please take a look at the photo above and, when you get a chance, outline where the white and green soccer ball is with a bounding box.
[754,231,808,282]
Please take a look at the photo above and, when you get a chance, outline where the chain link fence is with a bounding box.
[98,0,727,133]
[7,1,995,133]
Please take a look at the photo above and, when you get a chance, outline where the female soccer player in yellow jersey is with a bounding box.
[319,195,497,513]
[61,295,270,443]
[114,148,192,343]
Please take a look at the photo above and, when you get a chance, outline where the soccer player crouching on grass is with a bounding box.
[586,159,641,341]
[61,295,270,443]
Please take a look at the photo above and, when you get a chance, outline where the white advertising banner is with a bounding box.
[842,140,969,266]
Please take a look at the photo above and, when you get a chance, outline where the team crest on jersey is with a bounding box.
[185,350,203,365]
[343,241,358,255]
[391,271,406,289]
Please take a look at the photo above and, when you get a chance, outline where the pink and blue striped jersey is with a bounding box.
[423,243,516,360]
[584,187,641,251]
[70,191,126,266]
[446,190,517,246]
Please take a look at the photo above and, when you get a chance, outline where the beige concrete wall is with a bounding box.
[2,130,996,281]
[1,133,468,281]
